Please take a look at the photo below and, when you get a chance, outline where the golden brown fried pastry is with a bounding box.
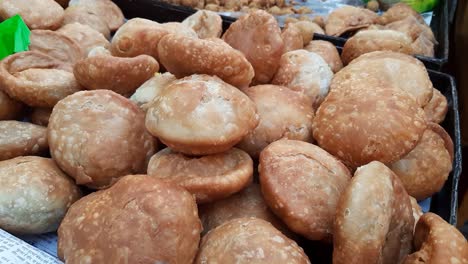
[48,90,156,189]
[57,23,110,55]
[291,21,325,45]
[223,10,284,84]
[111,18,197,61]
[0,0,64,30]
[0,91,23,121]
[195,218,311,264]
[312,15,326,28]
[0,156,81,235]
[423,88,448,124]
[341,29,414,65]
[377,3,425,24]
[158,34,254,89]
[31,108,52,126]
[281,25,304,52]
[237,85,314,158]
[73,52,159,96]
[305,40,343,73]
[58,175,201,264]
[272,50,334,109]
[182,10,223,39]
[325,5,378,36]
[147,148,253,203]
[29,30,84,65]
[260,139,351,241]
[146,75,258,156]
[409,196,423,230]
[130,72,177,109]
[63,6,111,39]
[68,0,124,31]
[0,51,82,108]
[334,161,414,264]
[0,121,48,161]
[403,213,468,264]
[389,123,453,201]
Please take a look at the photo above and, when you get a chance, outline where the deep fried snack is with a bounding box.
[333,161,414,264]
[305,40,343,73]
[29,30,84,65]
[0,91,23,121]
[237,85,314,158]
[423,88,448,123]
[31,108,52,126]
[409,196,423,230]
[223,10,284,84]
[48,90,156,189]
[145,75,258,155]
[147,148,253,203]
[130,72,177,109]
[281,25,304,52]
[68,0,124,31]
[325,6,378,36]
[63,6,111,39]
[195,218,311,264]
[0,121,48,161]
[0,0,64,30]
[260,139,351,241]
[0,51,82,108]
[0,156,81,235]
[291,21,325,45]
[57,23,110,55]
[377,3,425,25]
[158,34,254,89]
[182,10,223,39]
[58,175,201,264]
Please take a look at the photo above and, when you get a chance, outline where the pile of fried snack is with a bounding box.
[0,0,466,263]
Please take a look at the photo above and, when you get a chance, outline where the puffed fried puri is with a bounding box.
[58,175,201,264]
[403,213,468,264]
[68,0,124,31]
[48,90,156,189]
[110,18,197,61]
[158,34,254,89]
[145,75,258,156]
[259,139,351,241]
[281,24,304,53]
[195,218,311,264]
[389,123,453,201]
[31,108,52,126]
[57,23,110,55]
[130,72,177,109]
[377,3,426,25]
[63,6,111,39]
[305,40,343,73]
[423,88,448,123]
[182,10,223,39]
[0,156,81,235]
[223,10,284,84]
[0,0,64,30]
[333,161,414,264]
[74,47,159,96]
[0,51,82,108]
[236,85,314,158]
[325,5,378,36]
[290,21,325,45]
[147,147,252,203]
[272,50,334,109]
[0,91,23,121]
[0,121,48,161]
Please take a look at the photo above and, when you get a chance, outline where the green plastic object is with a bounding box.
[0,15,31,60]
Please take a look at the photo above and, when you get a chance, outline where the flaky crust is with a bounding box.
[291,21,325,45]
[259,139,351,240]
[281,25,304,53]
[377,3,425,25]
[0,156,81,235]
[48,90,155,189]
[63,6,111,39]
[0,0,64,30]
[145,75,258,155]
[223,10,284,84]
[57,23,110,55]
[409,196,423,230]
[333,161,414,264]
[68,0,124,31]
[325,6,378,36]
[29,30,84,66]
[195,218,311,264]
[158,34,254,89]
[182,10,223,39]
[423,88,448,124]
[305,40,343,73]
[0,51,82,107]
[0,91,23,121]
[0,121,48,161]
[147,147,253,203]
[130,72,177,109]
[58,175,201,264]
[237,85,314,158]
[74,53,159,96]
[31,108,52,126]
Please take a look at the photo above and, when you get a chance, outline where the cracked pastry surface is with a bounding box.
[0,0,64,30]
[0,121,48,161]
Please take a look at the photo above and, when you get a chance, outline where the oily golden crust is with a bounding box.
[0,91,23,121]
[195,218,311,264]
[130,73,177,109]
[222,10,284,84]
[377,3,425,25]
[291,21,324,45]
[147,148,253,204]
[0,121,48,161]
[325,6,378,36]
[73,54,159,96]
[57,23,110,55]
[259,139,351,241]
[409,196,423,230]
[158,34,254,89]
[0,0,64,30]
[423,88,448,124]
[341,30,414,65]
[29,30,84,66]
[58,175,201,264]
[389,124,453,200]
[333,161,414,264]
[237,85,314,158]
[0,51,82,108]
[182,10,223,39]
[0,156,81,235]
[63,6,111,39]
[305,40,343,73]
[68,0,124,31]
[145,75,259,156]
[48,90,156,189]
[281,25,304,53]
[31,108,52,126]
